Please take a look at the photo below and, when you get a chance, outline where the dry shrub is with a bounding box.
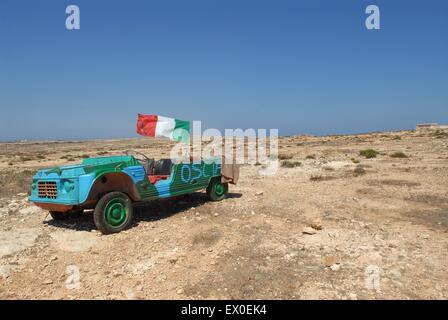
[353,165,366,176]
[390,151,408,158]
[278,153,293,160]
[281,160,301,168]
[359,149,379,159]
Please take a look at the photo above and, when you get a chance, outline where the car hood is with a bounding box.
[33,155,136,179]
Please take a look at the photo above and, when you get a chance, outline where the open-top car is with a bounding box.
[29,151,237,234]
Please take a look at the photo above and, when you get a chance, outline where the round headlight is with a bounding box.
[63,180,74,192]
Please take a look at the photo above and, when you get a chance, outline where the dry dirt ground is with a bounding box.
[0,130,447,299]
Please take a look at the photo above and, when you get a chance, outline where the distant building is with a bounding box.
[416,123,441,131]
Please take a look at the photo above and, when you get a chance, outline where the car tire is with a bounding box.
[93,191,133,235]
[206,178,228,201]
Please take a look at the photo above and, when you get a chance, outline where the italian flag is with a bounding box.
[136,114,190,143]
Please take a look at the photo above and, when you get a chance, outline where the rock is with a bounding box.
[169,257,178,264]
[310,218,323,230]
[176,288,184,295]
[0,228,40,258]
[0,208,8,216]
[330,264,340,271]
[214,213,219,217]
[7,203,20,213]
[0,265,14,278]
[49,231,101,252]
[302,227,317,235]
[328,231,339,238]
[42,279,53,285]
[353,165,366,176]
[324,256,340,267]
[255,191,264,196]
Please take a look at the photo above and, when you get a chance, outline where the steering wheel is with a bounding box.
[125,150,150,163]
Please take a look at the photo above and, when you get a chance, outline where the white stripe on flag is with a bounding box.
[155,116,176,139]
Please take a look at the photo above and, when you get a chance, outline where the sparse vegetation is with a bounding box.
[390,151,408,158]
[281,160,301,168]
[433,130,448,139]
[351,158,360,164]
[305,155,316,160]
[278,153,293,160]
[0,169,34,196]
[353,165,366,176]
[359,149,379,159]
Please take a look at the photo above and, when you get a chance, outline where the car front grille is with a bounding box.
[38,181,58,199]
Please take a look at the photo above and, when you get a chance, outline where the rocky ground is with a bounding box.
[0,130,447,299]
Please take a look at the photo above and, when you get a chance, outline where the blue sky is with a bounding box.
[1,0,447,141]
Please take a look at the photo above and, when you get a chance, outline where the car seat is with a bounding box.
[153,159,173,176]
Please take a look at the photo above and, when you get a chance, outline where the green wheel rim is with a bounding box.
[214,181,225,197]
[104,198,128,228]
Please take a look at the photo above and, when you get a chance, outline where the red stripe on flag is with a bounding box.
[136,114,158,137]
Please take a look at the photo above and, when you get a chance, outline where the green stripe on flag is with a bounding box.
[173,119,190,143]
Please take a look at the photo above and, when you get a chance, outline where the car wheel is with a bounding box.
[93,191,133,234]
[206,178,228,201]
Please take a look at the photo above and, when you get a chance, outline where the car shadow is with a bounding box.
[134,192,242,222]
[44,191,243,232]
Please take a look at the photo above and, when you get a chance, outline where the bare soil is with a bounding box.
[0,130,447,299]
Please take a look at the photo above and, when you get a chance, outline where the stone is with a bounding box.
[49,231,101,252]
[324,256,340,267]
[302,227,317,235]
[330,264,340,271]
[0,265,14,278]
[0,228,40,258]
[177,288,184,295]
[311,217,323,230]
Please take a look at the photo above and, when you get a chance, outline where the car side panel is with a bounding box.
[135,161,221,201]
